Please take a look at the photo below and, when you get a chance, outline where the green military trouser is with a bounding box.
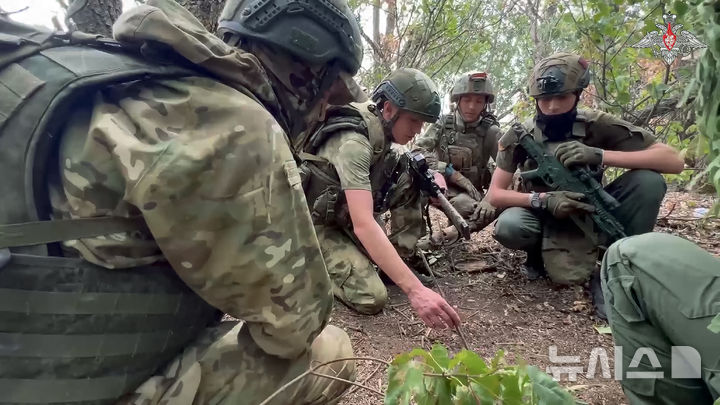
[493,169,667,283]
[601,232,720,405]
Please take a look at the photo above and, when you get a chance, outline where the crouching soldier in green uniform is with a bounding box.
[299,68,462,329]
[601,232,720,404]
[486,52,684,317]
[0,0,367,403]
[415,72,501,247]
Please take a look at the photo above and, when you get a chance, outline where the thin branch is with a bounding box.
[258,356,391,405]
[418,251,471,350]
[346,363,385,396]
[309,371,385,398]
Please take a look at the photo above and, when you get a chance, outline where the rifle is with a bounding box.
[405,152,471,240]
[513,123,626,245]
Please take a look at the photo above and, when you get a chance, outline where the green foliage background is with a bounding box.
[354,0,718,197]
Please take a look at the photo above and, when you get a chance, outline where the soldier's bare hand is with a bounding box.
[407,286,461,329]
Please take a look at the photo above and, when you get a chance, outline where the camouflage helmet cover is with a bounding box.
[217,0,363,75]
[528,52,590,98]
[451,71,495,103]
[370,67,441,122]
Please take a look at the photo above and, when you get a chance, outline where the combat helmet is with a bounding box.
[371,68,441,122]
[528,52,590,98]
[450,72,495,103]
[218,0,363,75]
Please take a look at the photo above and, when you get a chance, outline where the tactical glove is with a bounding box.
[470,198,496,227]
[448,171,483,201]
[554,141,603,168]
[542,191,595,219]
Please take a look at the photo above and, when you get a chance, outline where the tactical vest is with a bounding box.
[436,112,498,189]
[300,101,403,228]
[0,21,219,404]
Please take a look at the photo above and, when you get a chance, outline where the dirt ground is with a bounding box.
[334,191,719,405]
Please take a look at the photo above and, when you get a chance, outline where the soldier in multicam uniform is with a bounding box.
[299,68,462,329]
[0,0,367,403]
[486,52,684,318]
[414,72,501,247]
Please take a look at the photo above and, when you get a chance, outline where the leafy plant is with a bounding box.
[385,344,577,405]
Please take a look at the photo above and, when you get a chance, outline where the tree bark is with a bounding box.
[176,0,225,33]
[68,0,121,37]
[385,0,396,37]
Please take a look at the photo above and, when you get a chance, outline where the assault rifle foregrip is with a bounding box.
[513,124,626,244]
[405,152,471,240]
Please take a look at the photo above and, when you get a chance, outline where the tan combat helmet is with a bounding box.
[528,52,590,98]
[450,72,495,103]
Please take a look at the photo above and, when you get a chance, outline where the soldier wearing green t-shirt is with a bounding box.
[300,68,462,330]
[486,52,684,317]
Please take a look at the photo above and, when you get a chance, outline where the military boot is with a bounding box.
[416,226,461,250]
[590,268,607,320]
[521,249,546,281]
[403,252,436,287]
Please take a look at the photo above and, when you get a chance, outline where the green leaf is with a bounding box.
[708,314,720,334]
[386,359,425,405]
[449,350,489,375]
[616,91,631,106]
[469,379,500,403]
[420,375,453,405]
[453,385,480,405]
[527,366,577,405]
[500,370,524,405]
[594,325,612,334]
[491,349,506,370]
[429,344,451,371]
[673,0,689,17]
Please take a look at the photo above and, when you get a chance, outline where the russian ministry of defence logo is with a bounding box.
[631,13,706,65]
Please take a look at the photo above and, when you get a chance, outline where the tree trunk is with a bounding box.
[67,0,122,37]
[385,0,396,37]
[176,0,225,33]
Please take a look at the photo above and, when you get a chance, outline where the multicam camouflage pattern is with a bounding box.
[50,0,355,402]
[121,322,355,405]
[315,225,388,315]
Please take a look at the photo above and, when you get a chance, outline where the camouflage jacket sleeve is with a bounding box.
[412,122,444,170]
[61,76,332,359]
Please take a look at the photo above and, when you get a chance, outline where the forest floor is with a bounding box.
[335,191,719,405]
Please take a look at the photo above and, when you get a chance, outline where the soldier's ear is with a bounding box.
[382,100,397,120]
